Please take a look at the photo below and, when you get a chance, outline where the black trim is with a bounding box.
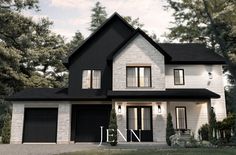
[175,106,187,130]
[174,69,185,85]
[126,66,152,88]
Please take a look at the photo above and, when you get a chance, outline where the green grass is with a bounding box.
[58,147,236,155]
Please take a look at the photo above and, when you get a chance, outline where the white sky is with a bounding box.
[24,0,174,42]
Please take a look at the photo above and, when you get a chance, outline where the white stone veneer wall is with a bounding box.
[10,103,24,144]
[113,34,165,91]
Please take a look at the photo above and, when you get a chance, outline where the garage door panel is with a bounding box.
[72,105,111,142]
[23,108,58,143]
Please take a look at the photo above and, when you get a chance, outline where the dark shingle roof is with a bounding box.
[108,89,220,99]
[6,88,220,101]
[159,43,225,64]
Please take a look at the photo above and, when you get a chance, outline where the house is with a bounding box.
[7,13,227,144]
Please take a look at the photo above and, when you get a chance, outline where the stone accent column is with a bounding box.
[115,102,127,142]
[10,103,24,144]
[57,103,71,144]
[153,101,167,142]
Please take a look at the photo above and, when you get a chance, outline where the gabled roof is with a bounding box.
[107,28,172,62]
[63,12,135,68]
[159,43,225,64]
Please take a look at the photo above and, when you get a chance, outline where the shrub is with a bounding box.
[166,113,175,146]
[1,113,11,144]
[209,107,217,143]
[198,124,209,141]
[108,109,118,146]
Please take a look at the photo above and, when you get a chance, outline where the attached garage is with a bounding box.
[23,108,58,143]
[71,105,111,142]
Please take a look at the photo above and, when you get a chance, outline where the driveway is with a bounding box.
[0,143,168,155]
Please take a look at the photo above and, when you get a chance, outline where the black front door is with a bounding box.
[127,106,153,142]
[72,105,111,142]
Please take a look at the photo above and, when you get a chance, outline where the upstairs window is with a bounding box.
[126,66,151,88]
[174,69,185,85]
[82,70,101,89]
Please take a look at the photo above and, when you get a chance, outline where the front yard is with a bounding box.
[59,147,236,155]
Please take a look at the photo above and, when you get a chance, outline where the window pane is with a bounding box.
[128,108,138,130]
[141,108,151,130]
[176,107,186,129]
[144,67,151,87]
[174,70,184,85]
[82,70,91,89]
[92,70,101,89]
[127,67,138,87]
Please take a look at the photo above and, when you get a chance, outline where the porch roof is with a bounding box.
[107,89,220,99]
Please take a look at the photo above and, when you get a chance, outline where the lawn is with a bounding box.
[58,147,236,155]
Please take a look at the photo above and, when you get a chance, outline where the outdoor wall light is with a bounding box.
[208,72,213,79]
[158,105,161,113]
[118,105,121,113]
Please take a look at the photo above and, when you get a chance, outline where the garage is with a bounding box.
[23,108,58,143]
[71,105,111,142]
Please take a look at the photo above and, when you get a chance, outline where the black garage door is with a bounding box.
[23,108,58,143]
[71,105,111,142]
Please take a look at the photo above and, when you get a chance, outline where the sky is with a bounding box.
[24,0,174,42]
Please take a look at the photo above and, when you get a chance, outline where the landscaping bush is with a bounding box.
[1,113,11,144]
[108,109,118,146]
[166,113,175,146]
[198,124,209,141]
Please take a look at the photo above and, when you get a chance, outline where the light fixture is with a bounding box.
[158,105,161,113]
[208,72,213,79]
[118,105,121,113]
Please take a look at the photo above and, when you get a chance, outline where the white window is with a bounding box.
[174,69,184,85]
[82,70,101,89]
[176,107,187,130]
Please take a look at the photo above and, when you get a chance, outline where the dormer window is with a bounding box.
[126,66,151,88]
[82,70,101,89]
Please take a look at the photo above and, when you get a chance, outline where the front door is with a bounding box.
[127,106,153,142]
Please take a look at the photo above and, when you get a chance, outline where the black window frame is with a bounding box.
[174,69,185,85]
[175,106,187,130]
[126,66,152,88]
[82,69,101,89]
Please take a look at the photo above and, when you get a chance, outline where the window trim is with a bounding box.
[174,69,185,85]
[82,69,101,89]
[175,106,187,130]
[126,66,152,88]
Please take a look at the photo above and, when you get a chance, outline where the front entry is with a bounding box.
[127,106,153,142]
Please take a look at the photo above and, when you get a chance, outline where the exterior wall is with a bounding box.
[10,103,24,144]
[57,104,71,144]
[10,101,71,144]
[115,101,167,143]
[168,101,209,139]
[113,34,165,91]
[166,65,226,121]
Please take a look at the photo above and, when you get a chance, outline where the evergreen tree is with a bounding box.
[89,1,107,32]
[166,113,175,146]
[67,31,84,52]
[1,113,11,144]
[209,107,217,143]
[108,109,118,146]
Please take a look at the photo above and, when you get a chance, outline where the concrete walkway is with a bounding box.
[0,143,169,155]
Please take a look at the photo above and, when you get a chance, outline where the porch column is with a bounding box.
[10,103,24,144]
[115,101,127,142]
[57,103,71,144]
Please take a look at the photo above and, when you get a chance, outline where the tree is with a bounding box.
[89,1,107,32]
[123,16,144,29]
[166,113,175,146]
[1,113,11,143]
[209,107,217,144]
[108,109,118,146]
[67,30,84,52]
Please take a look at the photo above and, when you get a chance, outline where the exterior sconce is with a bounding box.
[208,72,213,79]
[118,105,121,113]
[158,105,161,113]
